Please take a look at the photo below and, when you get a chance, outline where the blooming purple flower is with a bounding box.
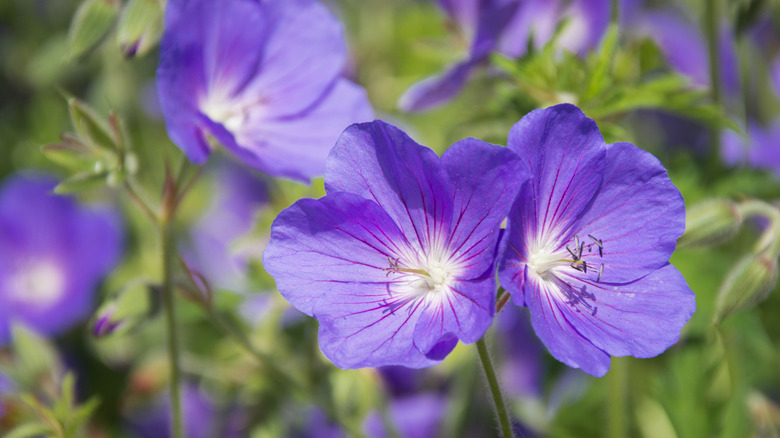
[157,0,373,182]
[0,174,122,344]
[399,0,610,112]
[497,104,696,377]
[264,120,527,368]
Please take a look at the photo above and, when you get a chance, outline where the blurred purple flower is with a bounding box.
[264,120,527,368]
[157,0,373,182]
[185,161,269,294]
[125,383,244,438]
[722,119,780,178]
[363,393,447,438]
[495,305,543,398]
[632,10,739,94]
[498,104,696,377]
[0,174,122,344]
[0,373,11,418]
[399,0,611,112]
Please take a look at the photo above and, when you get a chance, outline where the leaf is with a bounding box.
[583,23,619,101]
[66,0,120,60]
[11,325,59,386]
[54,171,109,194]
[67,97,117,150]
[3,423,52,438]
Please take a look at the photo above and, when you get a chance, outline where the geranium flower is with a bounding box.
[264,120,527,368]
[498,104,695,377]
[0,174,122,344]
[157,0,373,182]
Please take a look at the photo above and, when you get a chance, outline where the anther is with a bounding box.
[588,234,603,257]
[597,264,604,282]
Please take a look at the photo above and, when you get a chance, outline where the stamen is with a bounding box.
[566,245,578,259]
[382,256,432,277]
[588,234,603,257]
[597,264,604,282]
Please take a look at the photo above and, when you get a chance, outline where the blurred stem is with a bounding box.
[705,0,723,172]
[610,0,619,24]
[607,357,628,438]
[161,214,184,438]
[476,337,514,438]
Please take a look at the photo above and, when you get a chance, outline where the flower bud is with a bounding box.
[715,253,778,323]
[66,0,120,61]
[92,303,122,337]
[679,200,742,248]
[116,0,164,58]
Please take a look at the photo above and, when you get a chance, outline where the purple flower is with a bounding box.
[497,105,696,377]
[400,0,610,112]
[157,0,373,182]
[363,393,447,438]
[722,119,780,178]
[125,383,244,438]
[264,120,527,368]
[185,161,269,293]
[632,10,739,94]
[0,174,122,344]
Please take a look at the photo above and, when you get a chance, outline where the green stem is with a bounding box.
[161,218,184,438]
[705,0,723,173]
[607,357,628,438]
[476,337,513,438]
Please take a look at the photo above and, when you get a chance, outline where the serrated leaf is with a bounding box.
[3,422,52,438]
[116,0,164,58]
[66,0,120,60]
[54,171,109,194]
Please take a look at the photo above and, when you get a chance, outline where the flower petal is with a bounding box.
[572,142,685,283]
[233,0,347,117]
[411,276,495,355]
[263,192,437,368]
[507,104,606,248]
[398,61,477,112]
[236,79,373,181]
[441,138,527,278]
[548,264,695,372]
[325,121,453,253]
[523,271,611,377]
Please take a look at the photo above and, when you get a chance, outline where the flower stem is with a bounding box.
[476,337,513,438]
[607,357,628,438]
[161,217,184,438]
[705,0,723,173]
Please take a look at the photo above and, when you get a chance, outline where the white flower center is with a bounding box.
[201,94,248,133]
[7,260,66,306]
[384,250,461,299]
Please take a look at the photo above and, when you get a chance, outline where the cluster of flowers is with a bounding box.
[263,104,696,377]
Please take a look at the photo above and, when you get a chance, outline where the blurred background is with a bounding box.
[1,0,780,436]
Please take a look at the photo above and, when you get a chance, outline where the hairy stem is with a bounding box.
[476,337,513,438]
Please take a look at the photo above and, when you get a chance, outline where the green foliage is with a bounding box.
[66,0,120,61]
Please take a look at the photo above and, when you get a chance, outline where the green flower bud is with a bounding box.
[66,0,120,61]
[116,0,164,58]
[715,253,778,323]
[679,200,742,248]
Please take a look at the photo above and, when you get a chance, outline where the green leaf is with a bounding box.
[583,23,619,101]
[40,134,97,171]
[67,97,117,150]
[11,325,59,387]
[116,0,164,58]
[3,423,52,438]
[54,171,109,194]
[66,0,120,60]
